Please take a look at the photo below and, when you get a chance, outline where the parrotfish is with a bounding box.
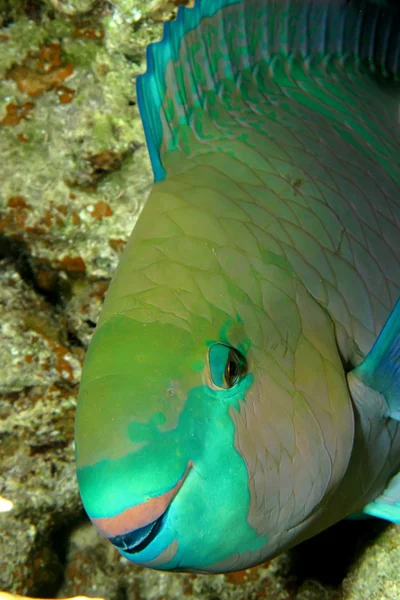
[75,0,400,573]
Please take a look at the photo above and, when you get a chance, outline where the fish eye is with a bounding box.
[207,343,246,390]
[225,351,240,386]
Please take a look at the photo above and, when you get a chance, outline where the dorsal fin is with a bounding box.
[136,0,400,181]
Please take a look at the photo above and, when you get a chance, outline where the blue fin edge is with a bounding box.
[353,298,400,421]
[362,472,400,524]
[136,0,241,182]
[362,501,400,524]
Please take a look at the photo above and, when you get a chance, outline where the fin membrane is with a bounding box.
[362,472,400,524]
[350,295,400,525]
[352,298,400,421]
[136,0,400,181]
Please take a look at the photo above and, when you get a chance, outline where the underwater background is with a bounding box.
[0,0,400,598]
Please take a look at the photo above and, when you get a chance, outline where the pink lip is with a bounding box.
[91,462,192,538]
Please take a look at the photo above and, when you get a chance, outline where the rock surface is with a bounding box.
[0,0,399,599]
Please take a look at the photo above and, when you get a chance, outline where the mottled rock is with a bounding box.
[0,16,152,280]
[343,524,400,600]
[47,0,98,16]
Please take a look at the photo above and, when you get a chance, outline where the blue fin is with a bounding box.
[137,0,240,182]
[351,298,400,421]
[348,298,400,525]
[136,0,400,182]
[362,472,400,524]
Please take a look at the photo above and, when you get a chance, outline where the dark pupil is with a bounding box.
[225,354,239,385]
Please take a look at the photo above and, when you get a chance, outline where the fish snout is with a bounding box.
[90,463,192,554]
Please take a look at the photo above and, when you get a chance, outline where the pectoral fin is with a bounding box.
[347,299,400,523]
[362,472,400,524]
[350,298,400,421]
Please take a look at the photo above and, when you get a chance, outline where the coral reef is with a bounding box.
[0,0,399,598]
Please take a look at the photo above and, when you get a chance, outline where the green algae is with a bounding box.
[0,4,153,280]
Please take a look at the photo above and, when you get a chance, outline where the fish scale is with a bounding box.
[75,0,400,573]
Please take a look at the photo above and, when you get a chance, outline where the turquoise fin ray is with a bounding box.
[362,472,400,524]
[136,0,400,181]
[137,0,241,182]
[352,298,400,421]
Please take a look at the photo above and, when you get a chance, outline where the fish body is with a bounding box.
[75,0,400,572]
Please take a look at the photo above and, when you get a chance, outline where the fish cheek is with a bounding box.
[176,383,265,567]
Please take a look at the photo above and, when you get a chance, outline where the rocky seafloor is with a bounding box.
[0,0,399,598]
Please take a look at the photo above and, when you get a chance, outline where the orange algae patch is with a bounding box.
[57,256,86,274]
[5,43,74,98]
[7,64,73,96]
[91,280,109,301]
[56,204,68,215]
[88,150,121,174]
[7,196,32,209]
[65,151,123,191]
[71,211,81,225]
[1,196,33,231]
[90,200,113,221]
[37,43,63,70]
[225,563,266,584]
[47,339,76,381]
[15,201,82,233]
[54,85,75,104]
[1,102,35,126]
[109,238,126,253]
[35,268,60,294]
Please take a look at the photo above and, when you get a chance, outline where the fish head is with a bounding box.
[75,279,353,572]
[75,302,268,571]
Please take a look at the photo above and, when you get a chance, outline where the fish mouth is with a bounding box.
[109,509,168,554]
[90,462,192,553]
